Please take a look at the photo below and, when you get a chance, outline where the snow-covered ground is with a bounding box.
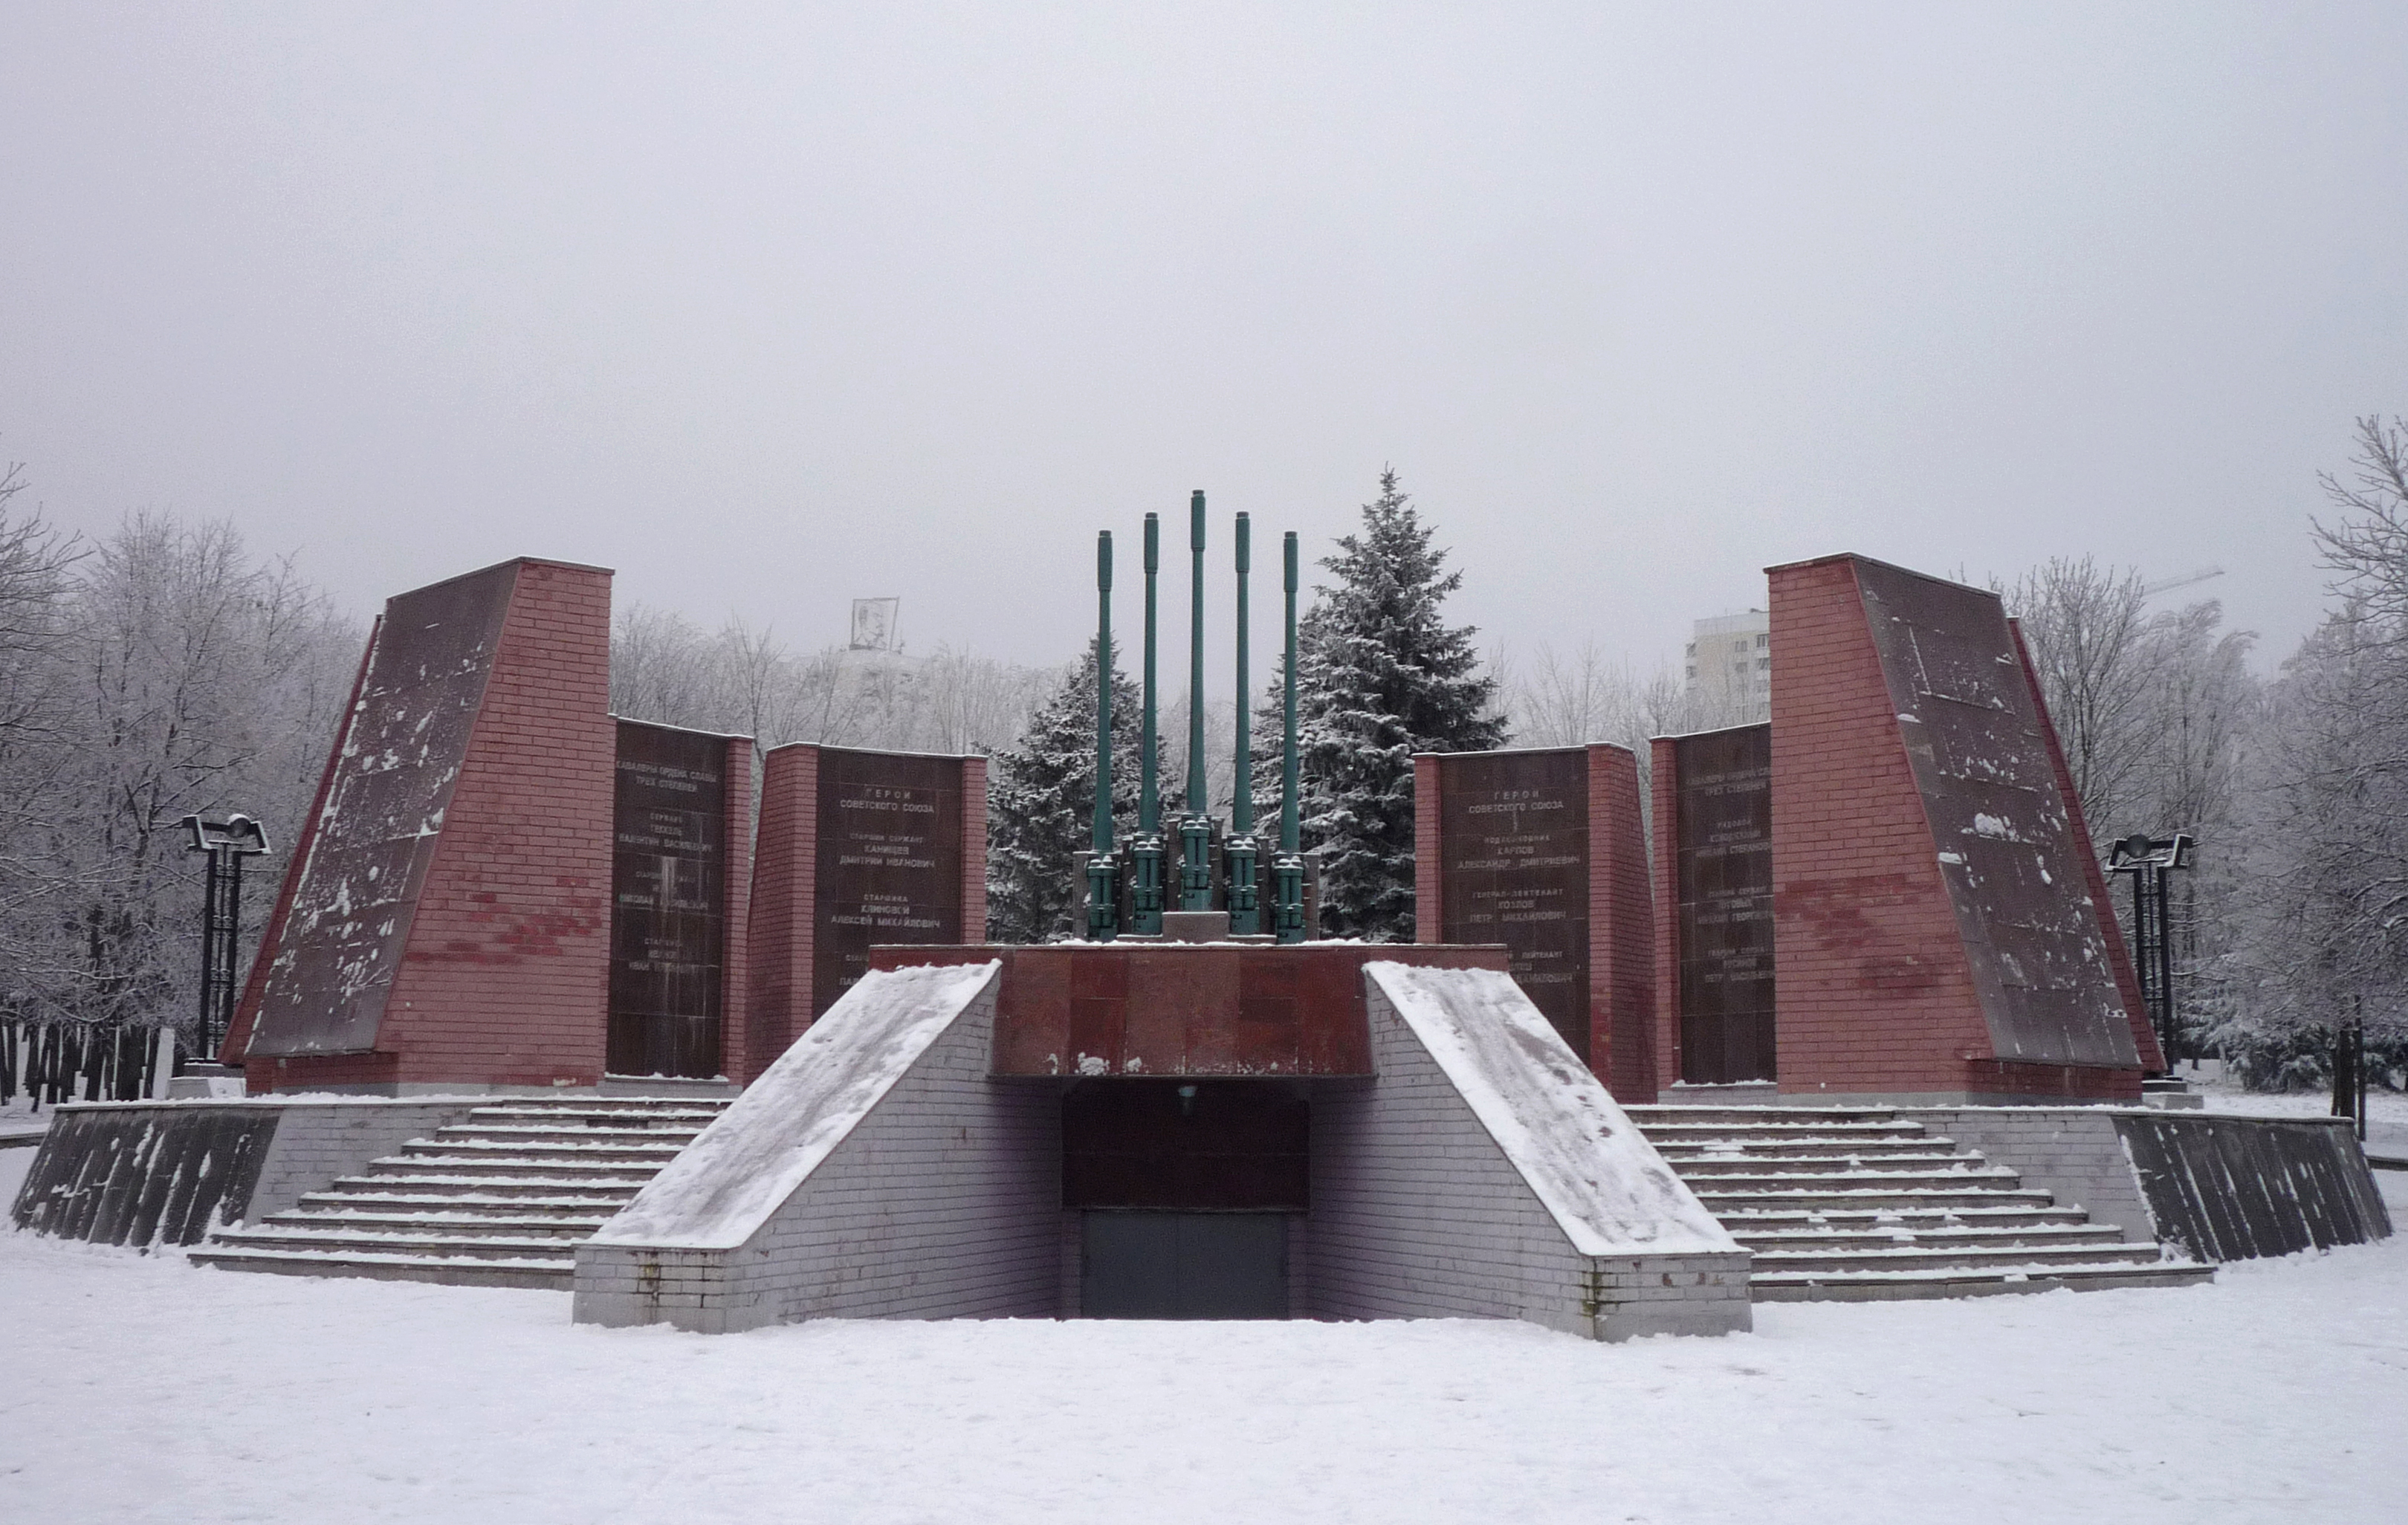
[2189,1079,2408,1157]
[2,1150,2401,1525]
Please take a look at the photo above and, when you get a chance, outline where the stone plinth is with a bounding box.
[870,942,1512,1078]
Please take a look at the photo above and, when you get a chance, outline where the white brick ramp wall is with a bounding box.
[1313,964,1752,1341]
[573,962,1060,1333]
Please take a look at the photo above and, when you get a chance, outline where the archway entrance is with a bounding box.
[1062,1078,1305,1319]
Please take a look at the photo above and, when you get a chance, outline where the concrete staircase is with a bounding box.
[189,1095,724,1289]
[1625,1105,2214,1302]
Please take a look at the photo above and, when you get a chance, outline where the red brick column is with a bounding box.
[1648,736,1683,1096]
[1412,754,1443,942]
[960,754,990,942]
[745,743,821,1083]
[1767,557,1989,1097]
[2009,619,2163,1072]
[717,736,757,1084]
[1587,744,1656,1101]
[381,559,616,1088]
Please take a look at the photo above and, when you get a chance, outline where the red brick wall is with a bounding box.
[745,742,820,1082]
[2007,618,2163,1072]
[717,736,757,1084]
[1767,555,1992,1096]
[375,559,617,1087]
[1649,736,1683,1096]
[1587,743,1657,1101]
[877,942,1512,1078]
[960,755,989,943]
[1413,754,1443,941]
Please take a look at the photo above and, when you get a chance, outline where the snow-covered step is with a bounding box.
[428,1123,711,1145]
[299,1188,638,1213]
[1651,1136,1950,1160]
[316,1174,651,1200]
[204,1226,582,1262]
[395,1136,694,1165]
[356,1165,664,1190]
[187,1245,572,1289]
[1750,1261,2213,1301]
[1693,1185,2056,1212]
[1715,1203,2093,1230]
[1750,1240,2172,1275]
[254,1208,612,1239]
[1628,1104,2214,1302]
[1633,1120,1930,1142]
[1676,1165,2024,1188]
[1729,1223,2129,1254]
[1625,1105,1912,1127]
[1664,1152,1989,1176]
[194,1094,713,1289]
[465,1096,729,1115]
[456,1107,725,1129]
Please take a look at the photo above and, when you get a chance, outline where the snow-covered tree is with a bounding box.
[609,605,1052,758]
[0,512,357,1046]
[984,636,1157,942]
[1285,469,1504,941]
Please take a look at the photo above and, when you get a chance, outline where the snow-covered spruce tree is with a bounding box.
[1284,469,1505,941]
[984,635,1152,942]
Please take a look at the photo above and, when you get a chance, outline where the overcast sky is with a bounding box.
[4,3,2403,686]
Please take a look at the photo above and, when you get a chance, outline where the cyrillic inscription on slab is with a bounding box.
[813,750,965,1018]
[1435,749,1591,1061]
[1674,724,1775,1083]
[608,722,726,1078]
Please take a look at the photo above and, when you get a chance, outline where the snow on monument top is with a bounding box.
[1363,962,1736,1257]
[593,961,1000,1251]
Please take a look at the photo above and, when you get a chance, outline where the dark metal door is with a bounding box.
[1081,1212,1289,1319]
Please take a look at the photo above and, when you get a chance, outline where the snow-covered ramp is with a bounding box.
[575,960,1058,1333]
[1307,963,1750,1340]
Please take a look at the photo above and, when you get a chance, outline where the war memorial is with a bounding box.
[10,506,2390,1339]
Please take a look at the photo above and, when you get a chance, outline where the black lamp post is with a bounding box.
[182,813,270,1065]
[2106,832,2194,1069]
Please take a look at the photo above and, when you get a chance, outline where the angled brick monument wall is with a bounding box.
[1764,553,2146,1104]
[2008,618,2165,1072]
[743,745,988,1084]
[1414,744,1654,1095]
[234,558,619,1092]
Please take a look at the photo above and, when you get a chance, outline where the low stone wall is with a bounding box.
[2113,1111,2390,1261]
[1901,1107,2392,1262]
[7,1098,481,1249]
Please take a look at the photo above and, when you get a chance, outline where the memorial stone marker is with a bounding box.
[1415,744,1655,1093]
[1663,725,1775,1085]
[1431,750,1591,1058]
[607,721,734,1079]
[813,749,968,1015]
[746,744,986,1080]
